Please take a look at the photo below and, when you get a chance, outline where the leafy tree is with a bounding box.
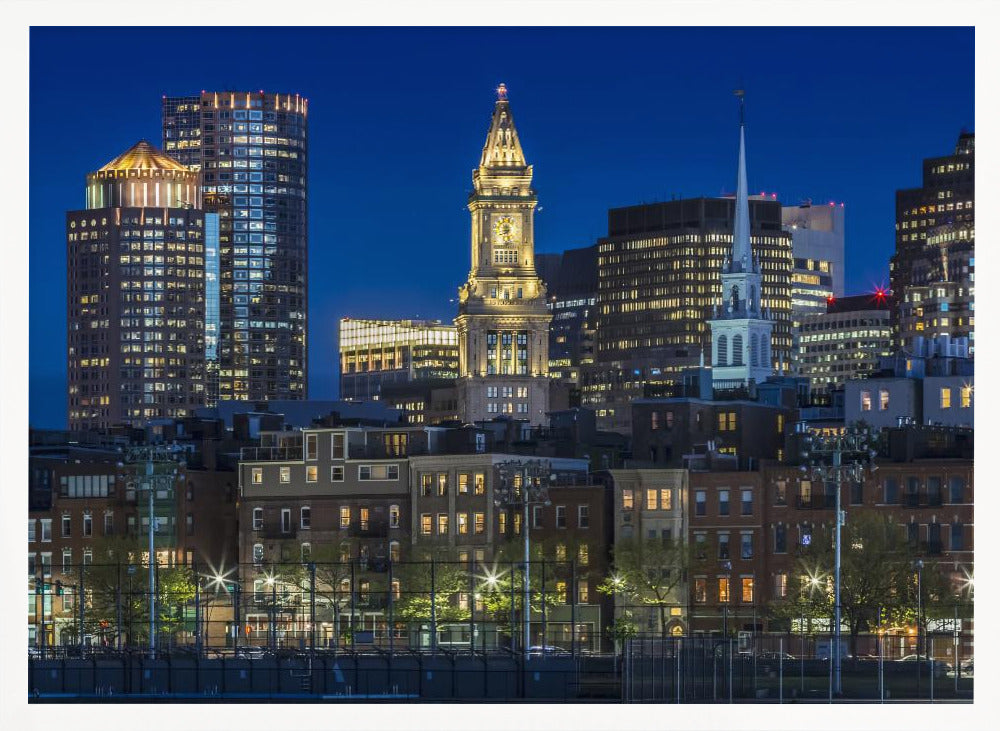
[597,536,689,637]
[393,548,471,627]
[768,511,921,654]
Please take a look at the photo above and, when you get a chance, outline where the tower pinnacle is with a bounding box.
[730,90,753,274]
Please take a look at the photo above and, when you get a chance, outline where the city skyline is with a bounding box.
[30,26,974,428]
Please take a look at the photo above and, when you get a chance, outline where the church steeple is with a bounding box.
[729,89,755,274]
[478,83,527,170]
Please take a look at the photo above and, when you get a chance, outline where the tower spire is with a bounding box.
[731,89,752,273]
[479,82,527,169]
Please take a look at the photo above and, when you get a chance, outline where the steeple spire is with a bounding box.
[730,89,753,273]
[479,82,527,169]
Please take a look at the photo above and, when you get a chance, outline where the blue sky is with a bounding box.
[29,26,974,428]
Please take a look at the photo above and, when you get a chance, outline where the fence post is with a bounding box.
[728,637,733,703]
[116,562,122,652]
[194,560,201,656]
[350,560,356,652]
[779,637,783,704]
[570,559,577,657]
[430,558,437,655]
[79,561,85,653]
[930,637,934,702]
[309,561,316,654]
[388,560,395,657]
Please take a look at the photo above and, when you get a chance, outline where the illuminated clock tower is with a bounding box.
[456,84,551,425]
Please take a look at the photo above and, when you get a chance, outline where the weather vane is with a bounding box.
[496,82,508,101]
[733,88,745,125]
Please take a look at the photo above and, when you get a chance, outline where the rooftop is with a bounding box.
[99,140,190,173]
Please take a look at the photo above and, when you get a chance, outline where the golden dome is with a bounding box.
[99,140,190,173]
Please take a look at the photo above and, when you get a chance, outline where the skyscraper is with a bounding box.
[890,132,974,351]
[709,102,775,389]
[536,245,598,388]
[162,91,309,404]
[66,141,205,430]
[455,84,551,425]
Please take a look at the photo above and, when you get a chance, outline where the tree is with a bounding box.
[598,536,689,637]
[477,540,563,645]
[768,511,918,655]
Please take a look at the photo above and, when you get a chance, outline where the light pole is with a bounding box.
[796,422,878,696]
[494,459,552,658]
[914,558,924,694]
[119,444,186,660]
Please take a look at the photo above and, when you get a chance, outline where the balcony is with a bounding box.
[241,446,302,462]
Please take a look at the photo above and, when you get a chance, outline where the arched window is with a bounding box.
[759,336,768,369]
[733,334,744,366]
[749,285,757,312]
[750,334,759,366]
[717,335,728,366]
[730,285,740,312]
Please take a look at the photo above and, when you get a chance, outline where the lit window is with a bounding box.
[280,467,290,483]
[879,389,889,411]
[646,489,658,510]
[622,489,634,509]
[940,387,951,409]
[660,489,672,510]
[306,466,318,482]
[960,385,972,408]
[718,577,730,603]
[389,504,400,528]
[457,512,468,535]
[420,514,432,535]
[860,391,871,411]
[694,578,707,603]
[340,506,351,529]
[252,468,263,484]
[474,512,485,534]
[741,577,755,603]
[437,513,449,535]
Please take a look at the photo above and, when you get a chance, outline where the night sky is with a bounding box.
[29,26,974,428]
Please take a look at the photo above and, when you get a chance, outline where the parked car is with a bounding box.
[235,646,270,660]
[756,651,795,661]
[528,645,570,656]
[895,655,952,674]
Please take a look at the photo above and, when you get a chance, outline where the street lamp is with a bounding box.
[119,444,186,660]
[796,422,878,696]
[494,459,553,658]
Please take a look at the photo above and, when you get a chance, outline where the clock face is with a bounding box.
[492,214,519,244]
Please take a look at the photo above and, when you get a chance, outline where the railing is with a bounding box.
[240,446,303,462]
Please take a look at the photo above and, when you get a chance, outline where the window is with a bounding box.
[104,512,114,536]
[741,577,754,603]
[332,432,345,459]
[420,514,432,535]
[651,411,660,430]
[740,532,753,559]
[41,519,52,542]
[340,506,351,529]
[499,512,507,534]
[741,489,753,515]
[718,577,730,603]
[694,578,707,603]
[305,433,317,460]
[800,524,812,546]
[774,572,788,599]
[532,505,542,528]
[301,543,311,561]
[62,514,71,538]
[949,476,965,504]
[940,387,951,409]
[252,468,263,484]
[389,504,400,528]
[660,489,672,511]
[437,514,449,535]
[774,480,786,506]
[851,480,864,505]
[474,473,485,495]
[281,508,291,533]
[774,524,787,553]
[556,581,567,603]
[578,581,589,603]
[718,533,730,559]
[556,506,566,528]
[186,513,194,536]
[80,512,90,538]
[28,520,35,543]
[960,385,972,408]
[252,544,264,564]
[459,474,469,494]
[474,512,485,534]
[719,490,729,516]
[555,544,567,562]
[457,512,469,535]
[62,548,72,574]
[252,508,263,530]
[798,480,812,507]
[359,464,399,481]
[306,466,318,482]
[951,522,964,551]
[578,544,589,566]
[884,477,899,504]
[879,389,890,411]
[689,491,704,518]
[421,474,433,496]
[622,489,634,510]
[331,465,344,481]
[694,534,706,559]
[300,506,311,529]
[860,390,871,411]
[29,553,36,577]
[280,467,291,483]
[437,473,448,496]
[578,505,590,528]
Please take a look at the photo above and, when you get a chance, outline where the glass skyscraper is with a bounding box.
[162,91,309,404]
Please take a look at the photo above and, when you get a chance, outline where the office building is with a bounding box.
[338,318,459,401]
[782,201,845,321]
[162,91,309,404]
[66,141,205,431]
[798,293,892,393]
[536,245,598,388]
[890,132,974,348]
[455,84,552,425]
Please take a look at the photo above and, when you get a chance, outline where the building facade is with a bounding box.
[536,245,598,388]
[66,141,206,430]
[339,318,459,401]
[584,194,792,435]
[890,132,974,349]
[782,201,845,321]
[162,91,309,404]
[455,85,552,426]
[797,293,892,394]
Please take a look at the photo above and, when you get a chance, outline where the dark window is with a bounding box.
[884,478,898,505]
[927,477,942,506]
[718,534,730,560]
[949,476,965,504]
[719,490,730,516]
[951,522,964,551]
[907,522,919,547]
[850,481,863,505]
[695,491,706,517]
[741,489,753,516]
[774,524,787,553]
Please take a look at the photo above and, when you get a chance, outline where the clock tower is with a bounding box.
[456,84,551,425]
